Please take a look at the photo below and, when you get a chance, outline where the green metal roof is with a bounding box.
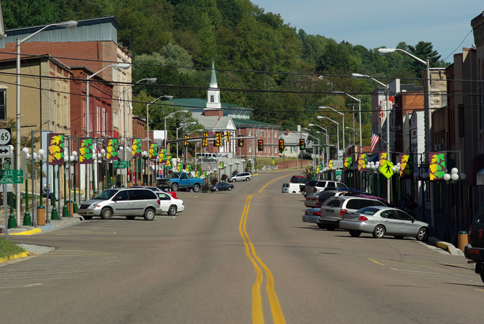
[166,98,251,113]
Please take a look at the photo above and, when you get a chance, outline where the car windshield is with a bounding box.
[92,190,118,200]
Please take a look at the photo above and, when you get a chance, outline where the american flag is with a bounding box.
[371,133,379,152]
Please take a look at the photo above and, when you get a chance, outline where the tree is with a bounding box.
[407,41,441,77]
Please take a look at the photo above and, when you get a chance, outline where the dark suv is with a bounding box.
[465,205,484,283]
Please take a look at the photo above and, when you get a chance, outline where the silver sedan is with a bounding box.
[339,206,428,241]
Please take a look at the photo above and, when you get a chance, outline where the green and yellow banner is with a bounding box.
[328,160,333,171]
[430,152,446,181]
[106,138,119,161]
[344,156,352,171]
[132,138,142,157]
[79,138,94,164]
[399,154,413,178]
[358,153,367,171]
[48,133,65,165]
[379,151,387,166]
[149,143,158,159]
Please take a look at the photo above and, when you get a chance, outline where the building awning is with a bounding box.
[469,154,484,186]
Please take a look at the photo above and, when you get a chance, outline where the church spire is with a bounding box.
[209,60,218,88]
[206,60,221,109]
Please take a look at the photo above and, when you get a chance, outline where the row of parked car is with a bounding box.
[298,178,429,241]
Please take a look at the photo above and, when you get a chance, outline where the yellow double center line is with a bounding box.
[239,195,286,324]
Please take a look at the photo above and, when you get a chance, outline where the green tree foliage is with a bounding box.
[4,0,449,142]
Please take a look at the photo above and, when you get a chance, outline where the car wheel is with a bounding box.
[349,230,361,237]
[126,216,135,220]
[326,225,336,231]
[228,187,232,191]
[83,216,92,220]
[246,178,250,181]
[193,184,200,192]
[394,236,404,239]
[144,208,156,221]
[167,205,177,216]
[416,227,428,241]
[317,223,326,229]
[101,208,112,219]
[373,225,385,238]
[171,183,179,191]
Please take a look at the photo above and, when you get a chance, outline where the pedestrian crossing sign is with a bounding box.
[379,161,394,179]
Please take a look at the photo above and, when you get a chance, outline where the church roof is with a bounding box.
[232,118,280,128]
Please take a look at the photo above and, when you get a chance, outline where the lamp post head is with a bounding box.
[316,116,324,120]
[165,95,174,100]
[308,124,315,127]
[351,73,367,78]
[114,63,130,70]
[378,48,396,55]
[57,20,78,29]
[146,78,157,83]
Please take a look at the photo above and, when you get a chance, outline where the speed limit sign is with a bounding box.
[0,128,12,145]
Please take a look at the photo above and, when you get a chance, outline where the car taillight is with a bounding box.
[358,216,368,222]
[469,227,472,243]
[157,199,160,205]
[313,210,321,216]
[306,197,310,201]
[340,209,347,216]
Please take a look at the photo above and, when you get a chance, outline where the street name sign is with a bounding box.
[0,169,24,184]
[113,160,129,168]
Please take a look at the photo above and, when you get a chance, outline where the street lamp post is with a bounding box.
[317,116,339,159]
[378,47,434,226]
[123,78,157,187]
[15,20,78,223]
[319,106,344,151]
[352,73,391,203]
[85,63,130,199]
[332,91,362,154]
[176,122,196,161]
[164,110,189,154]
[308,124,329,165]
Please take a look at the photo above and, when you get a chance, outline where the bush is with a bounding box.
[211,177,218,186]
[232,170,238,175]
[221,174,228,181]
[202,183,210,192]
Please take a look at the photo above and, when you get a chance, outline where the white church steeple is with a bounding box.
[206,61,221,109]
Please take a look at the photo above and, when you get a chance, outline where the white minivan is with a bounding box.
[281,183,301,194]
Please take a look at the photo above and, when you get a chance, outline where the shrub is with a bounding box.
[202,183,210,192]
[211,177,218,186]
[221,174,228,181]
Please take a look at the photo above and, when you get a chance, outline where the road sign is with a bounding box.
[379,161,395,179]
[113,160,129,168]
[0,128,11,145]
[0,169,24,184]
[0,145,12,157]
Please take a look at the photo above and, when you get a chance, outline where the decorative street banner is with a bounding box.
[429,151,446,181]
[202,171,207,178]
[132,138,142,157]
[177,162,183,172]
[79,137,94,164]
[328,160,333,171]
[166,156,172,167]
[344,156,352,171]
[399,153,414,178]
[149,143,158,159]
[379,151,387,166]
[187,165,192,172]
[106,138,119,161]
[48,133,65,165]
[358,153,367,171]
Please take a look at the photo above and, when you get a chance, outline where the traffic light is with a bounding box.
[279,139,284,153]
[258,139,263,151]
[184,135,189,147]
[225,132,230,144]
[215,132,222,147]
[299,138,305,150]
[238,138,244,147]
[202,132,208,147]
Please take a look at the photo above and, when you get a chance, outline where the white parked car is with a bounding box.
[156,192,185,216]
[281,183,301,194]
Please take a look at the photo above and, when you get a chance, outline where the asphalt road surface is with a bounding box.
[2,170,482,323]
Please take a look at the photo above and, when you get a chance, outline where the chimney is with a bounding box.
[286,129,289,135]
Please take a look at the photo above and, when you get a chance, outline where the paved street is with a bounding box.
[1,170,482,323]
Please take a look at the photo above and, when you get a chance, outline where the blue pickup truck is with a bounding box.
[157,172,204,192]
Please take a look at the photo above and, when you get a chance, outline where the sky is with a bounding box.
[252,0,483,62]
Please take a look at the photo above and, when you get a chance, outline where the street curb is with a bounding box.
[428,237,463,256]
[0,251,30,263]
